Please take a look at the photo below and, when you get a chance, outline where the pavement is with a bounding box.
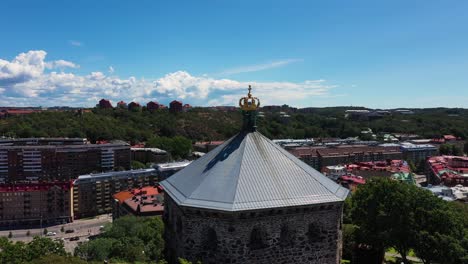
[0,214,112,253]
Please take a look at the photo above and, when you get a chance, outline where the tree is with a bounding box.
[26,231,30,237]
[60,226,65,233]
[131,160,146,169]
[26,236,67,261]
[351,178,468,264]
[75,216,165,263]
[43,229,48,235]
[8,232,12,238]
[28,254,87,264]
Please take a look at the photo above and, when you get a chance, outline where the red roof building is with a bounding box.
[99,99,113,109]
[169,100,183,113]
[427,156,468,186]
[112,186,164,218]
[128,102,141,111]
[147,101,160,111]
[183,104,192,112]
[117,101,127,108]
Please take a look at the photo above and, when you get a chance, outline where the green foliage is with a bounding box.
[0,236,67,264]
[3,107,468,145]
[8,231,12,238]
[27,254,88,264]
[131,160,147,169]
[146,136,192,159]
[74,216,165,263]
[439,144,463,156]
[350,178,468,264]
[43,228,48,235]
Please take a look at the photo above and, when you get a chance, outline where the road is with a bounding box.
[0,214,112,253]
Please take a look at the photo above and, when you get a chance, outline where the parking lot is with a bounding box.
[0,214,112,253]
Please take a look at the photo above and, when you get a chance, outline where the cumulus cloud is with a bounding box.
[0,50,336,107]
[46,59,80,69]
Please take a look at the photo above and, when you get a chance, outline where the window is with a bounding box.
[250,227,267,250]
[203,228,218,251]
[280,224,294,246]
[307,223,323,243]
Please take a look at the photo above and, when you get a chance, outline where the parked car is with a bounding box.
[69,236,80,241]
[46,232,56,236]
[65,229,74,233]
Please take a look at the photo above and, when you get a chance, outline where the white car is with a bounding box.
[46,232,57,236]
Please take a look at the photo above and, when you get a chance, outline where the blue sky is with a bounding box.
[1,0,468,108]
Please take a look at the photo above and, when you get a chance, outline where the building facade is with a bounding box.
[0,182,72,227]
[0,143,130,183]
[113,186,164,219]
[169,100,183,113]
[73,168,157,218]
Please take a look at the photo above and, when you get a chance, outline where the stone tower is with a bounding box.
[160,86,349,264]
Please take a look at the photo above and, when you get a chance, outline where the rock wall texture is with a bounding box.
[164,194,344,264]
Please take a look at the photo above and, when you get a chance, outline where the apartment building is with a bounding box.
[0,182,72,227]
[0,143,130,183]
[72,169,158,218]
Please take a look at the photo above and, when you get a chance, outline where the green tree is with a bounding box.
[26,236,67,261]
[43,229,48,235]
[131,160,147,169]
[351,178,468,264]
[8,232,12,238]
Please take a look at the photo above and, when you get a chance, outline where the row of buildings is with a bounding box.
[427,156,468,186]
[98,99,192,113]
[286,142,438,171]
[0,159,191,227]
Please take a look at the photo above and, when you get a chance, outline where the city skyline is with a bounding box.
[1,1,468,108]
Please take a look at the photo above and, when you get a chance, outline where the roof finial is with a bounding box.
[239,85,260,111]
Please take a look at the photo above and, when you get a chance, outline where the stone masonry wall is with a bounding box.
[164,194,344,264]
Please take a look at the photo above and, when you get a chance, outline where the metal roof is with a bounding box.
[160,131,349,212]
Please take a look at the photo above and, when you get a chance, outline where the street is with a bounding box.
[0,214,112,253]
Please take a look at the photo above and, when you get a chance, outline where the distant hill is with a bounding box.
[1,107,467,143]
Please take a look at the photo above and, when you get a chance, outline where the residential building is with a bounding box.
[400,143,438,164]
[128,102,141,111]
[98,99,113,109]
[154,161,191,181]
[147,101,160,111]
[112,186,164,219]
[0,182,72,227]
[0,137,88,146]
[169,100,183,113]
[427,156,468,186]
[337,175,366,192]
[183,104,192,112]
[161,87,348,264]
[424,184,468,202]
[0,143,130,183]
[73,168,157,218]
[193,141,225,153]
[117,101,127,108]
[131,148,170,164]
[391,172,416,185]
[317,146,402,169]
[344,160,410,179]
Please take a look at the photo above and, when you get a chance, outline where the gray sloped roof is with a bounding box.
[160,131,349,211]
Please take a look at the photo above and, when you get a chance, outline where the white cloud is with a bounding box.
[108,66,115,74]
[69,40,83,47]
[0,50,335,107]
[219,59,302,76]
[0,50,47,84]
[46,59,80,69]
